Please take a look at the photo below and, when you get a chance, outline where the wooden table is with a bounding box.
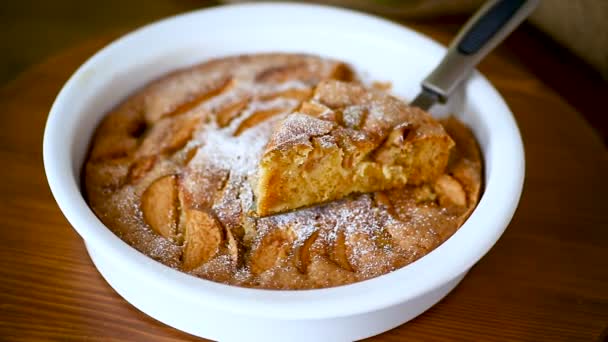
[1,21,607,341]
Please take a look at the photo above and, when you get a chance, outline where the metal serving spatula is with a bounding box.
[411,0,540,111]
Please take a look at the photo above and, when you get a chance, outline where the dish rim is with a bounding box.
[43,2,525,320]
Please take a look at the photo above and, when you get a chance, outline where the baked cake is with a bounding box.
[254,80,454,216]
[84,53,482,289]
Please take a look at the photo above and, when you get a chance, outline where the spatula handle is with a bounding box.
[421,0,540,101]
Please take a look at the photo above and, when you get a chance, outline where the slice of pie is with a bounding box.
[253,80,454,216]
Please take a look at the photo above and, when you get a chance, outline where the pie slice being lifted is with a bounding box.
[253,80,455,216]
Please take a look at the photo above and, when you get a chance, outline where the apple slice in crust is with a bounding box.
[329,230,354,272]
[257,87,312,102]
[215,96,251,128]
[225,225,241,266]
[127,155,157,183]
[181,209,223,271]
[293,230,319,274]
[233,107,289,136]
[434,174,467,208]
[250,228,294,276]
[137,115,202,158]
[141,175,179,240]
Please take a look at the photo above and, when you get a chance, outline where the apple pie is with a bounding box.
[84,53,482,289]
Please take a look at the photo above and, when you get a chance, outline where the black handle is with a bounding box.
[458,0,526,55]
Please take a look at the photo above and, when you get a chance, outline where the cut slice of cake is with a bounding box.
[253,80,454,216]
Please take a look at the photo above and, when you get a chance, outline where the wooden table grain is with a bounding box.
[1,22,607,341]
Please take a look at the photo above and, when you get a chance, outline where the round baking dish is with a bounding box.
[43,3,524,341]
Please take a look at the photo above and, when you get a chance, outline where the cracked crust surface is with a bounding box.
[84,53,482,289]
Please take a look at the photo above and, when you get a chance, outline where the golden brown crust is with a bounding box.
[84,53,482,290]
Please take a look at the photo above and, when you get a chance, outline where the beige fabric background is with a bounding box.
[529,0,607,79]
[226,0,608,79]
[2,1,606,83]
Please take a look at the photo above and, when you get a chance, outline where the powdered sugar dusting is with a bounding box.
[193,124,267,177]
[266,113,335,151]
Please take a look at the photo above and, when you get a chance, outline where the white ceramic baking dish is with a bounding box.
[43,3,524,341]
